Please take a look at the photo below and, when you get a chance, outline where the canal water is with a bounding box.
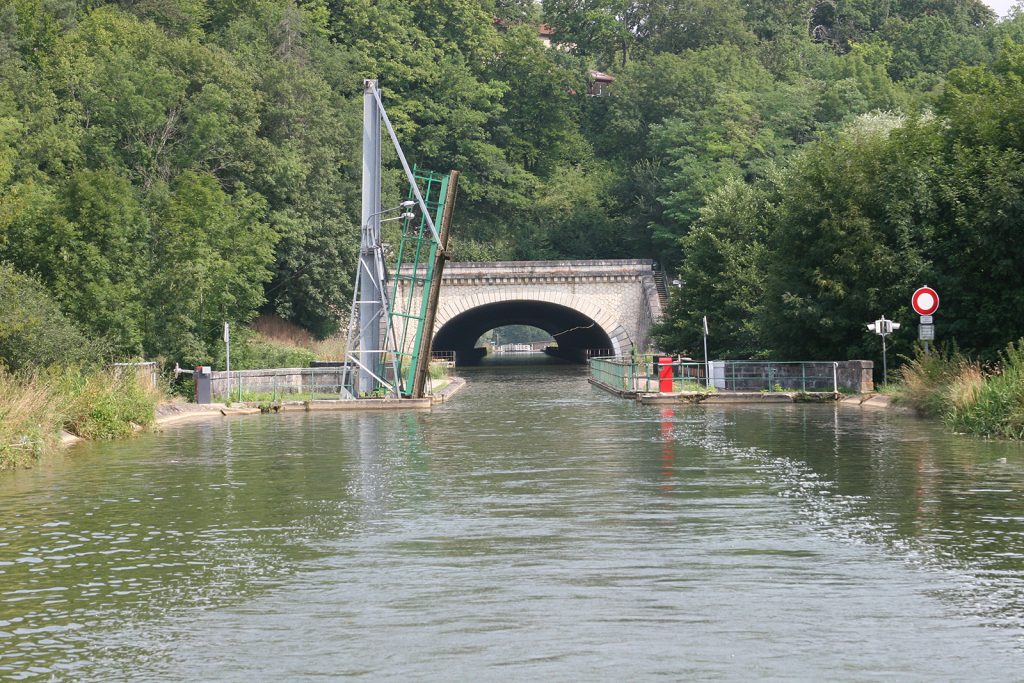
[2,366,1024,680]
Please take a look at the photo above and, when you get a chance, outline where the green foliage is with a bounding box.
[950,340,1024,439]
[55,365,159,440]
[214,336,316,370]
[763,113,940,361]
[0,263,103,371]
[895,343,979,417]
[542,0,753,68]
[0,364,161,469]
[428,361,449,381]
[896,341,1024,440]
[479,325,553,346]
[147,170,275,364]
[0,369,60,470]
[653,179,771,359]
[1,0,1023,374]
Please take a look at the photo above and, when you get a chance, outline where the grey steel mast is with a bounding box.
[343,79,457,399]
[358,78,383,394]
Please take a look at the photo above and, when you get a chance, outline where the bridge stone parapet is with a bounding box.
[392,259,663,361]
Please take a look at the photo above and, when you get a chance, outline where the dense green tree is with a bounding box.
[146,171,276,363]
[484,25,587,174]
[216,1,360,337]
[928,45,1024,356]
[0,263,103,371]
[2,0,1024,370]
[654,178,772,359]
[541,0,638,67]
[763,113,941,361]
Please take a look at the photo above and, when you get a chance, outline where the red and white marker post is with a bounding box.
[912,286,939,352]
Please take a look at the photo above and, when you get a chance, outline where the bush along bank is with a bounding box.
[0,366,162,471]
[895,341,1024,439]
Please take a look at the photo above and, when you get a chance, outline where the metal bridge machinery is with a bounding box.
[342,79,457,399]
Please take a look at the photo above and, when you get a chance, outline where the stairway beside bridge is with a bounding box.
[652,271,669,309]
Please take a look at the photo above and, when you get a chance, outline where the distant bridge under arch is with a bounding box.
[392,259,664,364]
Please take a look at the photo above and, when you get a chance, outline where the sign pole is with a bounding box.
[702,316,710,389]
[912,286,939,355]
[224,322,231,401]
[881,318,888,386]
[867,316,899,388]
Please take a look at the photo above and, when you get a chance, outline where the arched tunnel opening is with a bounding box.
[432,300,615,366]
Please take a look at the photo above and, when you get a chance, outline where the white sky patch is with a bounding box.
[983,0,1019,17]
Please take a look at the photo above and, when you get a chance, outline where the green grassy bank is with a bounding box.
[0,367,161,471]
[894,341,1024,439]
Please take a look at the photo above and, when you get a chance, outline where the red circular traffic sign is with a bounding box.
[912,286,939,315]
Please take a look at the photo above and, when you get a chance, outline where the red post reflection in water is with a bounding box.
[660,407,675,487]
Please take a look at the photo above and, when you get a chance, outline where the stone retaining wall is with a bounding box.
[836,360,874,393]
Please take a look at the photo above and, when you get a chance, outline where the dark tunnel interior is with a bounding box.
[432,300,614,365]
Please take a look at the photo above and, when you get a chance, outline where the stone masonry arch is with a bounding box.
[391,259,664,364]
[435,290,630,356]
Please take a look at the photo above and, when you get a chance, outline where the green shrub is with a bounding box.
[52,366,160,441]
[212,335,316,370]
[1,365,161,469]
[895,344,977,417]
[428,361,448,381]
[0,264,103,371]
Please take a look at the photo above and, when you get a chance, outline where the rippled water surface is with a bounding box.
[2,365,1024,680]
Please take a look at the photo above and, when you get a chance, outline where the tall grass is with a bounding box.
[0,372,61,470]
[251,314,348,362]
[0,366,163,470]
[55,366,162,440]
[947,341,1024,439]
[896,340,1024,439]
[896,344,980,417]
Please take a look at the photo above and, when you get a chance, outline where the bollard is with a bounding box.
[194,366,212,404]
[659,357,674,393]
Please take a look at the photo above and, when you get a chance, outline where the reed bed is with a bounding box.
[896,341,1024,439]
[0,366,162,470]
[0,372,61,470]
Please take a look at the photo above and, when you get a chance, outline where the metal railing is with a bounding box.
[710,361,838,393]
[589,357,839,394]
[202,360,451,403]
[209,367,357,402]
[110,361,158,388]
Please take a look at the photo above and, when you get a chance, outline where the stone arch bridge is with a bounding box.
[391,259,664,364]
